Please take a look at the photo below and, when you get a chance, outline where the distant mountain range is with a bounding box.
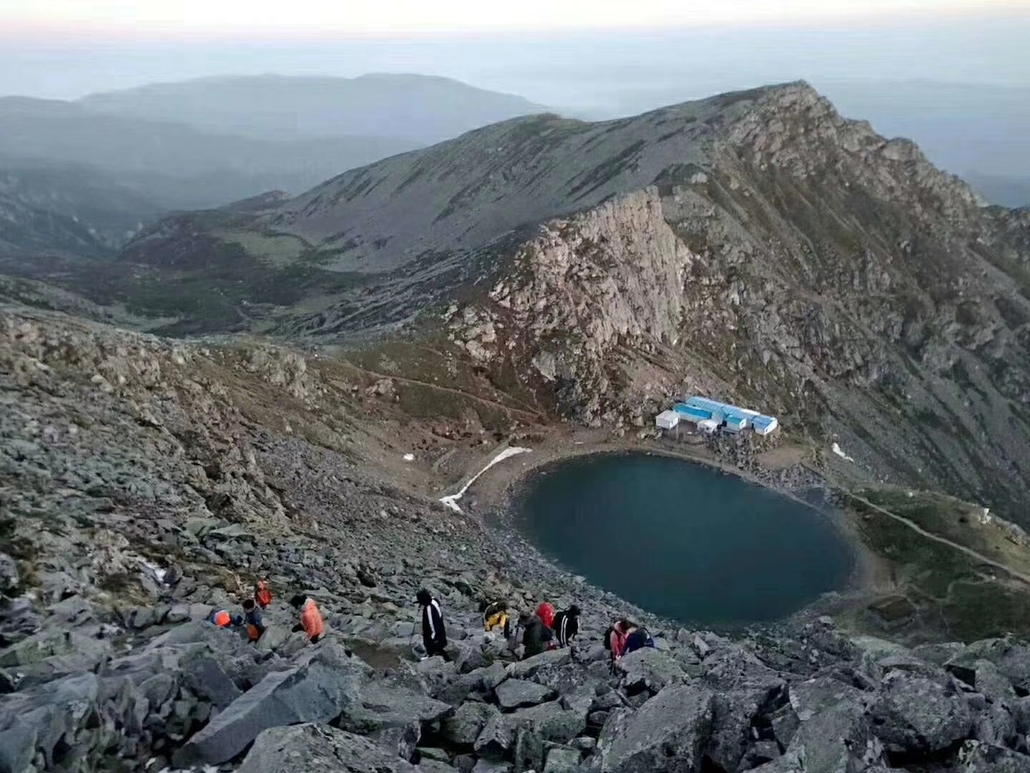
[0,74,548,252]
[77,73,546,144]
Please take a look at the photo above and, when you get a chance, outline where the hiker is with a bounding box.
[254,580,273,609]
[521,610,554,659]
[605,619,633,660]
[242,598,266,642]
[552,604,580,648]
[208,609,242,628]
[535,602,556,630]
[623,624,655,655]
[289,594,325,643]
[417,588,450,661]
[483,600,511,639]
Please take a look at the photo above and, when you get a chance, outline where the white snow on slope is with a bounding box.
[831,442,855,463]
[440,447,531,513]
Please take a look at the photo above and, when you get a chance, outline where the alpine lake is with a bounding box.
[515,452,856,628]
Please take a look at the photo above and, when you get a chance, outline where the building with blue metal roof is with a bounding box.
[665,395,780,436]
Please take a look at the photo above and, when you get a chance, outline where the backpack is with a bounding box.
[603,626,613,651]
[624,628,655,654]
[536,603,555,629]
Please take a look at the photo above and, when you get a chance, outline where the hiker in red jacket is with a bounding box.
[535,602,556,649]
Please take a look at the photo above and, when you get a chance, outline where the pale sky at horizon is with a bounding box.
[3,0,1022,36]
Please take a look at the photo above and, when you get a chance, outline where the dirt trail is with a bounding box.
[337,361,547,421]
[844,491,1030,587]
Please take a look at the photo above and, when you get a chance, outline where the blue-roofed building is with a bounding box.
[664,395,780,436]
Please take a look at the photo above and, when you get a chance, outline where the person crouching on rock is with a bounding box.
[521,610,553,659]
[209,609,243,629]
[605,619,633,661]
[417,588,450,661]
[483,600,511,639]
[290,594,325,643]
[552,605,580,648]
[242,598,266,642]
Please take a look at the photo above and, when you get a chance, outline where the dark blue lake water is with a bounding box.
[516,453,855,627]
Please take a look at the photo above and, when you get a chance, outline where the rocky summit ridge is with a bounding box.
[4,80,1030,773]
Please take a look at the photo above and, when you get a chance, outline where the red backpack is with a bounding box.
[536,602,555,629]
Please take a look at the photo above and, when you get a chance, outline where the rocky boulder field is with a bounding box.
[5,301,1030,773]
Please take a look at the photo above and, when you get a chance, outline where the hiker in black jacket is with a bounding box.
[552,605,580,648]
[417,588,450,661]
[520,612,553,659]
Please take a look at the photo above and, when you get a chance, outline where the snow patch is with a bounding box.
[831,442,854,463]
[440,447,531,513]
[140,559,167,584]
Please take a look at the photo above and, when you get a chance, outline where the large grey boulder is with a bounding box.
[513,727,544,773]
[0,553,18,596]
[475,712,517,759]
[507,650,572,681]
[237,723,420,773]
[179,651,243,709]
[0,672,100,773]
[496,679,557,710]
[615,648,687,695]
[696,645,787,771]
[869,670,972,754]
[784,677,880,773]
[949,639,1030,694]
[514,701,588,744]
[959,741,1030,773]
[443,703,501,746]
[543,747,582,773]
[338,682,452,734]
[599,685,716,773]
[173,647,367,766]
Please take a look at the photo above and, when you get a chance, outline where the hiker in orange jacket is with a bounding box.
[290,594,325,642]
[254,580,273,609]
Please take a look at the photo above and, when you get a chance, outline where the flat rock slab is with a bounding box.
[443,702,501,746]
[599,685,716,773]
[616,648,688,695]
[496,679,556,710]
[870,670,972,754]
[339,682,453,733]
[238,723,420,773]
[173,656,365,766]
[506,650,571,681]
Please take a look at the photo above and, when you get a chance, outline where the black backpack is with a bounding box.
[603,626,613,651]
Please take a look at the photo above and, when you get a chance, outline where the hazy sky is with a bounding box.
[1,2,1028,108]
[3,0,1017,34]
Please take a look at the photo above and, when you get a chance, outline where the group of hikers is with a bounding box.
[207,580,326,643]
[419,589,654,666]
[207,581,652,667]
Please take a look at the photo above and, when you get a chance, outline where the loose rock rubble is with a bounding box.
[5,307,1030,773]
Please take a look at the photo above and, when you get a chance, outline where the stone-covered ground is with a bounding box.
[5,305,1030,773]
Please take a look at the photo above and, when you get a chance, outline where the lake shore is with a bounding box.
[447,427,882,632]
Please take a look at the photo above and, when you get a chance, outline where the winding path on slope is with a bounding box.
[335,361,547,422]
[843,491,1030,587]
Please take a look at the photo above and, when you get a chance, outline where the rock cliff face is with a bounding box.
[449,189,694,421]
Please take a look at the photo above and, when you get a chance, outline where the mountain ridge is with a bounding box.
[77,72,548,143]
[110,81,1030,523]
